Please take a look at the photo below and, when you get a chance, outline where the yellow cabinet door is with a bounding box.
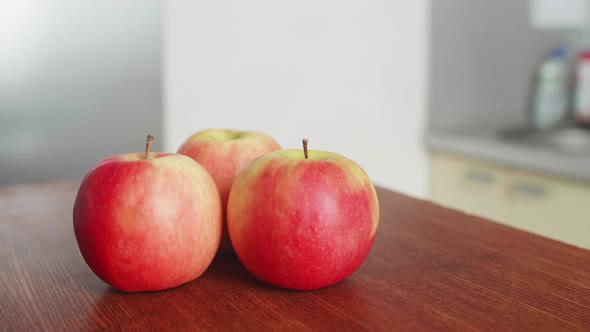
[431,152,508,223]
[506,171,590,249]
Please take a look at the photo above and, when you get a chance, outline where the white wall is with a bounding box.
[164,0,429,198]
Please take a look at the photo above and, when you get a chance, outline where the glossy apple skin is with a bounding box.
[73,152,222,292]
[177,129,280,253]
[227,150,379,290]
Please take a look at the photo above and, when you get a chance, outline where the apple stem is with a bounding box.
[145,135,154,160]
[302,138,309,159]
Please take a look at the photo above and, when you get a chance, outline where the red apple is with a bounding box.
[73,135,222,292]
[227,139,379,290]
[177,129,281,253]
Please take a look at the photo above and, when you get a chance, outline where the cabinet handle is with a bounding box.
[464,169,496,184]
[511,181,546,197]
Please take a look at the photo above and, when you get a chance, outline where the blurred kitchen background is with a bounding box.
[2,1,590,248]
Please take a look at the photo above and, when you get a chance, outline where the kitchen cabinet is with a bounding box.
[430,152,508,222]
[431,151,590,249]
[506,170,590,248]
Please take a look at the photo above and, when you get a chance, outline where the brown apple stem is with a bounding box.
[145,135,154,160]
[302,138,309,159]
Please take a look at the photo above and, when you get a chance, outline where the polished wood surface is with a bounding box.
[1,182,589,331]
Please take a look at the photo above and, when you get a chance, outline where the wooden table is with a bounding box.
[1,182,589,331]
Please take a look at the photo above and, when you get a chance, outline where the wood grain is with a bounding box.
[1,181,589,331]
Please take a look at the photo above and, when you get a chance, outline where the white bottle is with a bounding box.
[532,47,569,130]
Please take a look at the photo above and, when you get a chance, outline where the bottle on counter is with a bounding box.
[574,51,590,127]
[531,46,570,130]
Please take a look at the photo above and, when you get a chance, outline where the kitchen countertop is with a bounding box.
[1,182,590,330]
[426,122,590,181]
